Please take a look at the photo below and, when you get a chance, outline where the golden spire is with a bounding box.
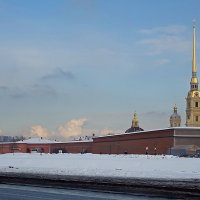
[132,112,139,127]
[190,20,199,89]
[192,20,197,75]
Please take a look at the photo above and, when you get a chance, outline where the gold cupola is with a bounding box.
[132,112,139,128]
[125,112,144,133]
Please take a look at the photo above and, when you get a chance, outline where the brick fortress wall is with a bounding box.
[1,128,200,155]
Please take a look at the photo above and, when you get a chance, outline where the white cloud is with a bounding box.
[138,25,190,56]
[139,25,187,35]
[24,118,125,140]
[139,35,190,55]
[57,118,88,138]
[28,125,49,138]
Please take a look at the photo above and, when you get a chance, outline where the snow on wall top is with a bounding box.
[16,137,93,144]
[16,138,59,144]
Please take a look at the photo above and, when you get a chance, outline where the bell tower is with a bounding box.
[186,22,200,127]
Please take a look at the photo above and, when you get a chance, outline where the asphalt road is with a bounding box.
[0,184,170,200]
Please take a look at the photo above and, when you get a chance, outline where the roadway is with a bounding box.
[0,184,163,200]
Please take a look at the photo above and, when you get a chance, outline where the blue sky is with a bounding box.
[0,0,199,139]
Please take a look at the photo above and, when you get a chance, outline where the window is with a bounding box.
[196,102,198,107]
[196,116,199,122]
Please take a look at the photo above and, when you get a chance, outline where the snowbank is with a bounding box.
[0,153,199,179]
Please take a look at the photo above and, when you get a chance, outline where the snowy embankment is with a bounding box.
[0,153,200,179]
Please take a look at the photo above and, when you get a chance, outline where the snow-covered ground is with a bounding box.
[0,153,200,179]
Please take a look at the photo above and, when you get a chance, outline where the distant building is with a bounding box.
[125,112,144,133]
[0,135,25,142]
[170,105,181,127]
[186,23,200,127]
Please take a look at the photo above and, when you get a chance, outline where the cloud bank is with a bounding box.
[24,118,122,141]
[26,118,88,140]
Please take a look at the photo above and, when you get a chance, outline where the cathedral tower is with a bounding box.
[186,23,200,127]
